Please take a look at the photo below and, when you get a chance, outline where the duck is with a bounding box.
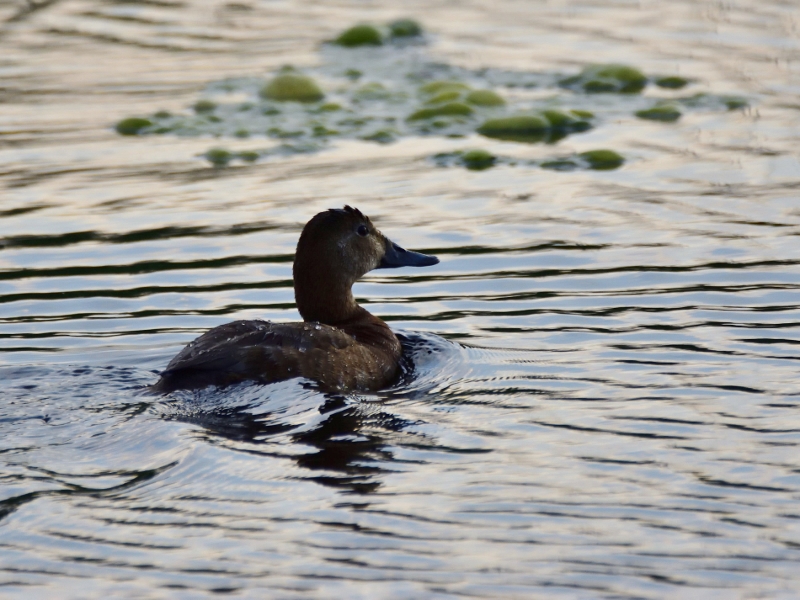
[151,206,439,393]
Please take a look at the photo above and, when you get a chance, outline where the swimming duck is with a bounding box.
[152,206,438,393]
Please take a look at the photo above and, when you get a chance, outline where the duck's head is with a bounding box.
[292,206,439,324]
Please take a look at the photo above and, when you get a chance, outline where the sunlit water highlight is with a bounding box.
[1,0,799,598]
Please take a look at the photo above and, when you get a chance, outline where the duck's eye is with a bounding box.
[356,224,369,237]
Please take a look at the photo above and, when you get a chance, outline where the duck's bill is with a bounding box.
[378,240,439,269]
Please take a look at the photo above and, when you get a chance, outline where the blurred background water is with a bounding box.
[1,0,799,598]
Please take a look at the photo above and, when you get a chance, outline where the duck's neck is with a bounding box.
[293,262,359,325]
[293,266,401,358]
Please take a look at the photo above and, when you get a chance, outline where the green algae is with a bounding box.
[635,104,681,122]
[267,126,304,138]
[115,117,152,135]
[389,18,422,38]
[261,73,324,102]
[408,102,473,121]
[361,128,398,143]
[561,64,648,94]
[117,28,750,163]
[674,92,748,111]
[335,24,383,47]
[353,82,394,101]
[426,90,463,105]
[723,96,748,110]
[542,110,590,131]
[541,158,580,171]
[193,100,217,113]
[311,124,340,137]
[579,149,624,170]
[461,149,496,170]
[465,89,505,107]
[205,147,233,166]
[420,81,470,96]
[238,150,259,162]
[655,76,689,89]
[477,115,549,142]
[433,148,623,172]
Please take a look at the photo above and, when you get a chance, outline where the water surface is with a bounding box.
[1,0,799,598]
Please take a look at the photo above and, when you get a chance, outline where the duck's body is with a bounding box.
[152,206,438,393]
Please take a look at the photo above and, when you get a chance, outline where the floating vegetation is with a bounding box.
[672,93,749,111]
[433,148,624,171]
[408,102,474,121]
[655,76,689,89]
[420,81,471,96]
[193,99,217,113]
[202,141,326,167]
[334,19,424,47]
[388,19,423,39]
[113,21,748,167]
[561,64,648,94]
[477,115,549,142]
[722,96,748,110]
[335,24,384,47]
[460,149,497,170]
[261,71,324,103]
[477,111,591,143]
[576,149,625,170]
[465,89,505,107]
[204,147,233,167]
[635,104,682,122]
[115,117,152,135]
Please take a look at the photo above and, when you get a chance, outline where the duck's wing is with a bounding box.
[154,319,357,392]
[162,320,279,374]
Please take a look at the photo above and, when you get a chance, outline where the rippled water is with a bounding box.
[2,0,800,597]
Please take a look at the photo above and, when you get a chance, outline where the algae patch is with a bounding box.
[477,112,590,143]
[461,149,496,170]
[334,19,423,47]
[578,149,624,170]
[335,24,383,47]
[193,100,217,113]
[655,76,689,89]
[388,19,422,39]
[434,148,624,171]
[420,81,471,96]
[114,20,750,167]
[465,90,505,107]
[635,105,681,122]
[561,64,648,94]
[723,96,748,110]
[261,72,324,102]
[477,115,549,142]
[115,117,152,135]
[204,147,233,167]
[408,102,474,121]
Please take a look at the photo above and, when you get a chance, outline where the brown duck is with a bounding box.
[152,206,439,393]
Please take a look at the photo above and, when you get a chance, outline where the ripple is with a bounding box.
[1,0,800,596]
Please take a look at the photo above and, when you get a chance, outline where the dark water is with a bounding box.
[2,0,800,598]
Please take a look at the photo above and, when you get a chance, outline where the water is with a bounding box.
[2,0,800,597]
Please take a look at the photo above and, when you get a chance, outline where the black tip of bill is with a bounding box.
[378,240,439,269]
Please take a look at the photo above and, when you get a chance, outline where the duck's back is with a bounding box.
[152,319,402,393]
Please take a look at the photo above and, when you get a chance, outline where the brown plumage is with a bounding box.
[151,207,438,393]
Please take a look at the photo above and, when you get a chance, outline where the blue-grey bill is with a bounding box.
[378,240,439,269]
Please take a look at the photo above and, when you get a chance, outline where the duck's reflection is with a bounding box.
[293,395,391,494]
[176,388,411,495]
